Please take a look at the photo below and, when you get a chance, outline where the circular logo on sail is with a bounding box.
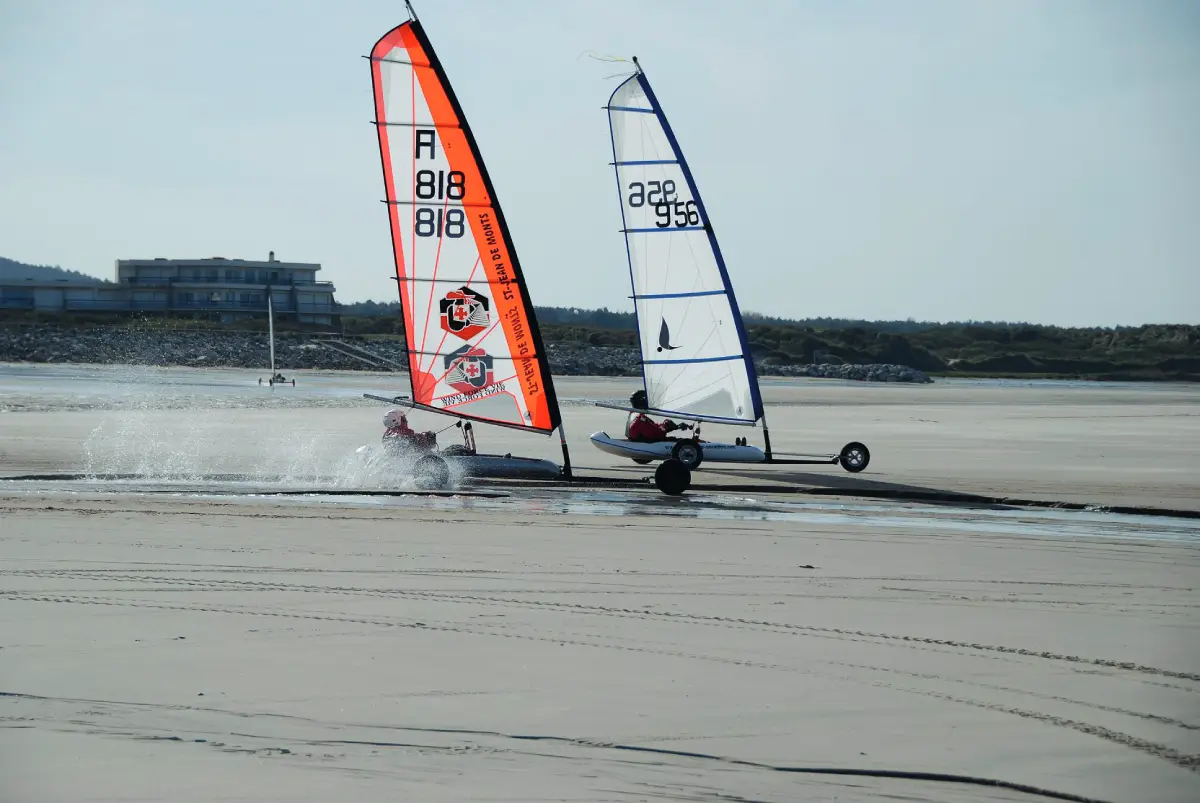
[440,286,490,341]
[444,344,494,395]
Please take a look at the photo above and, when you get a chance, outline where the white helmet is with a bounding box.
[383,410,408,428]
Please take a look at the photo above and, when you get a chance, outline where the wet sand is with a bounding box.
[2,372,1197,511]
[1,367,1198,801]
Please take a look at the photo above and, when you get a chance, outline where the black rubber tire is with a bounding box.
[414,454,450,488]
[839,441,870,473]
[631,457,653,465]
[671,440,703,470]
[654,459,691,495]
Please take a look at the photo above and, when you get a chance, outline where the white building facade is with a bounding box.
[1,252,337,325]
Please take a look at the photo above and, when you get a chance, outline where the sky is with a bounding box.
[0,0,1197,327]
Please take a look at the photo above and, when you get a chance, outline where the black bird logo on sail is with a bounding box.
[657,318,679,352]
[440,286,490,341]
[444,344,494,396]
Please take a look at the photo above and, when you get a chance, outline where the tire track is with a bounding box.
[0,692,1119,803]
[4,568,1192,590]
[875,682,1199,772]
[0,575,1060,670]
[0,593,794,675]
[17,571,1198,684]
[824,660,1200,732]
[3,593,1191,773]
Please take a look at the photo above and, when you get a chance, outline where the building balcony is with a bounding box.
[61,298,172,311]
[41,298,335,316]
[171,300,334,314]
[123,276,334,290]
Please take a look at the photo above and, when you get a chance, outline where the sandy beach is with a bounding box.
[1,366,1198,802]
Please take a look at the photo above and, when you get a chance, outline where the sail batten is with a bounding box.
[369,20,560,433]
[644,355,743,365]
[605,67,764,425]
[386,200,494,208]
[634,290,725,300]
[624,226,706,234]
[374,121,464,129]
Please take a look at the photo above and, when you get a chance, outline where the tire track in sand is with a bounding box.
[2,591,1194,773]
[18,571,1198,684]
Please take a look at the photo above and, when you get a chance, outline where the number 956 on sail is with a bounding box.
[625,179,702,230]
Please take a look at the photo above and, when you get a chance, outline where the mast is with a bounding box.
[267,293,276,374]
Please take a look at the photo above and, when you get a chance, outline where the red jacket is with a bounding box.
[385,423,416,439]
[628,413,672,442]
[385,425,435,451]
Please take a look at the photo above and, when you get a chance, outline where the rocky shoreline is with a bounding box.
[0,326,933,383]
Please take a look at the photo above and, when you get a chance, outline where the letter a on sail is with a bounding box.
[369,18,560,432]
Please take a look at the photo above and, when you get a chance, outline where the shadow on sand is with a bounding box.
[686,465,1200,520]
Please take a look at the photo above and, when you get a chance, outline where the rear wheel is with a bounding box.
[414,454,450,489]
[671,440,703,470]
[654,459,691,495]
[839,441,870,473]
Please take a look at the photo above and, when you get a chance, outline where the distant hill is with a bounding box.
[0,257,110,285]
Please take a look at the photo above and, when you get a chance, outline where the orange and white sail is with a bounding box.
[369,18,560,433]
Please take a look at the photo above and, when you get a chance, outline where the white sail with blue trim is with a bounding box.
[606,64,764,425]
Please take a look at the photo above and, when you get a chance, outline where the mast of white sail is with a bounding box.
[267,293,276,374]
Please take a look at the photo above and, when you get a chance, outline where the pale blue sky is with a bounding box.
[1,0,1196,326]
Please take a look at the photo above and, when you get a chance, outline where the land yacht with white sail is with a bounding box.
[588,58,870,494]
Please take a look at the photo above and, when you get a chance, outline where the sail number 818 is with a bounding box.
[414,169,467,239]
[627,180,701,228]
[416,208,465,238]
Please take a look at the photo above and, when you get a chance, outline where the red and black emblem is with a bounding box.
[444,344,494,395]
[439,286,489,341]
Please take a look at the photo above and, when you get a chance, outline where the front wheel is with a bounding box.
[654,459,691,495]
[839,441,870,473]
[671,440,703,470]
[413,454,450,489]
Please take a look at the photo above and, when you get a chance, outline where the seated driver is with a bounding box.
[382,410,435,451]
[626,390,686,443]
